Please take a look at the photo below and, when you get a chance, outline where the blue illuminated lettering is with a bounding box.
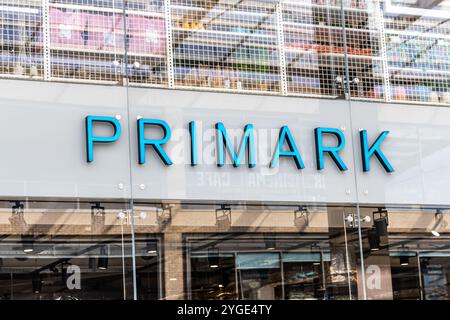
[137,118,173,165]
[85,115,121,163]
[215,122,256,168]
[270,126,305,170]
[83,115,395,174]
[360,130,394,173]
[314,127,348,171]
[189,121,198,166]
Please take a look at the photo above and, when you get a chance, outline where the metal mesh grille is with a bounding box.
[171,0,280,93]
[385,14,450,104]
[125,3,167,86]
[282,0,345,98]
[48,3,126,82]
[0,0,449,105]
[0,0,43,79]
[343,0,384,101]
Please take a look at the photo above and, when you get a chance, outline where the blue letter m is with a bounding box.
[215,122,256,168]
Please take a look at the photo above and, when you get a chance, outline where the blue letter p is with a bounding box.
[85,115,121,163]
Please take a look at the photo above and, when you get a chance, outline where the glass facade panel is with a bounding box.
[0,200,137,300]
[132,203,363,300]
[3,201,449,300]
[1,0,450,301]
[358,206,450,300]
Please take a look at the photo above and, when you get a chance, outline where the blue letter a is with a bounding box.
[270,126,305,170]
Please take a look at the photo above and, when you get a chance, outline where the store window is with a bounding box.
[0,200,160,300]
[3,201,450,300]
[187,232,358,301]
[359,206,450,300]
[140,203,365,301]
[282,252,331,300]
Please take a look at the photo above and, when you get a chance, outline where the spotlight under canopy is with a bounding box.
[372,207,389,246]
[9,201,27,231]
[215,205,231,230]
[294,206,309,229]
[431,209,446,237]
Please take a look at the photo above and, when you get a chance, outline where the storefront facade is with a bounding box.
[0,0,450,300]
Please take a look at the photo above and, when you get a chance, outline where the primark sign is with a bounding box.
[3,79,447,204]
[85,115,394,173]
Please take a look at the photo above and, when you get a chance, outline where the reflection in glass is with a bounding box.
[360,206,450,300]
[183,204,361,301]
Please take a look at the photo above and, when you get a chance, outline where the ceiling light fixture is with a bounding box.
[21,234,34,253]
[399,245,414,266]
[31,272,42,294]
[208,247,219,268]
[368,229,380,251]
[146,242,157,254]
[399,255,410,266]
[263,234,276,250]
[97,245,109,270]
